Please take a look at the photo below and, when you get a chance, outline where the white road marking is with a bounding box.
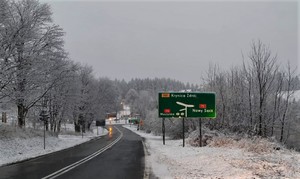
[42,126,123,179]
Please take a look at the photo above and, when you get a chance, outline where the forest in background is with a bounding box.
[0,0,299,149]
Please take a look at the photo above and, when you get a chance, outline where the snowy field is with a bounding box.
[0,123,108,167]
[124,125,300,179]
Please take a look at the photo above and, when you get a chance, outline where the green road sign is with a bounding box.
[158,92,216,118]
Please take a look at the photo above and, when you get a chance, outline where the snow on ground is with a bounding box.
[124,125,300,179]
[0,123,108,167]
[282,90,300,102]
[293,90,300,101]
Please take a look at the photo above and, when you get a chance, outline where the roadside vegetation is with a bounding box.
[125,125,300,179]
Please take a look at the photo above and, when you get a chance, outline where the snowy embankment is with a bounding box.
[0,123,108,167]
[124,125,300,179]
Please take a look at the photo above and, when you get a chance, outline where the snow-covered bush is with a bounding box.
[144,109,187,139]
[143,109,161,135]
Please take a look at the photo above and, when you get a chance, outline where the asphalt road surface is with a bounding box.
[0,125,145,179]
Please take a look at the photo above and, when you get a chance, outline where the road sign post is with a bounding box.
[158,92,216,147]
[199,118,202,147]
[39,108,49,150]
[44,121,46,149]
[82,125,83,139]
[162,118,165,145]
[183,118,185,147]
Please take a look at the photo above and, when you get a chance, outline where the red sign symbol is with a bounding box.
[164,109,171,113]
[199,104,206,109]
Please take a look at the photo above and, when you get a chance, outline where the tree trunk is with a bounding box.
[263,121,267,137]
[280,121,284,142]
[271,95,278,136]
[17,102,26,127]
[87,122,91,130]
[258,99,263,136]
[284,119,292,144]
[74,121,81,132]
[248,85,253,129]
[82,122,86,133]
[57,120,61,133]
[16,41,27,128]
[16,72,27,128]
[45,121,49,131]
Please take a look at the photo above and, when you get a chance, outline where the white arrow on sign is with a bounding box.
[176,101,194,117]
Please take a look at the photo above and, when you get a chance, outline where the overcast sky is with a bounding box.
[44,0,298,84]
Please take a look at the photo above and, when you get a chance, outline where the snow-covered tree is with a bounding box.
[202,40,298,143]
[0,0,67,127]
[95,78,120,120]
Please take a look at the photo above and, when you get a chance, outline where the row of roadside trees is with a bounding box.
[203,40,299,143]
[0,0,192,134]
[0,0,120,133]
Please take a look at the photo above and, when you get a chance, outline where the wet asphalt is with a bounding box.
[0,125,145,179]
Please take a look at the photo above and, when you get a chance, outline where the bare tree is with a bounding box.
[73,65,94,132]
[243,61,255,131]
[270,72,284,136]
[96,78,120,120]
[248,40,278,136]
[279,63,297,142]
[44,61,79,133]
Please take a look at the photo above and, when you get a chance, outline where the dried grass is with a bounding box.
[241,138,275,154]
[207,136,300,178]
[208,136,277,154]
[208,137,237,148]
